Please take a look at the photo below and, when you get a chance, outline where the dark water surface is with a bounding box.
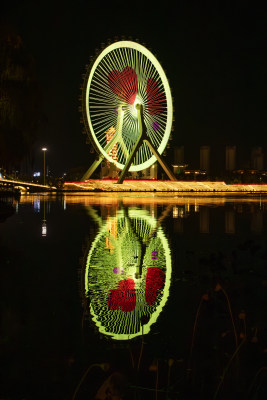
[0,194,266,400]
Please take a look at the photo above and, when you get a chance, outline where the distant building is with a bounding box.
[226,146,236,171]
[200,146,210,173]
[251,147,264,170]
[174,146,184,164]
[173,146,187,176]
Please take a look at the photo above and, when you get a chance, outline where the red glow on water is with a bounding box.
[146,78,167,115]
[108,67,137,105]
[107,278,136,312]
[145,267,165,305]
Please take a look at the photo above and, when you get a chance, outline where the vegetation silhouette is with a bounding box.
[0,23,45,173]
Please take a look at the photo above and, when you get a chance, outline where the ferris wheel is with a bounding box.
[80,39,176,182]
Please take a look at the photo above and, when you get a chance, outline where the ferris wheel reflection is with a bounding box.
[82,205,172,340]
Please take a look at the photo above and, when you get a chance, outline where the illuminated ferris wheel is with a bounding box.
[82,207,172,340]
[80,39,176,182]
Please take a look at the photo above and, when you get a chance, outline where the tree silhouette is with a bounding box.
[0,24,44,173]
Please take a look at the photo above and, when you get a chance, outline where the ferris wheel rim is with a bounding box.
[84,40,173,172]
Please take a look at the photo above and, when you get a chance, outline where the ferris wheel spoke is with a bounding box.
[112,47,124,70]
[91,68,111,90]
[90,88,117,105]
[109,50,125,76]
[90,113,115,125]
[91,116,115,128]
[118,47,127,70]
[117,145,125,165]
[89,89,117,104]
[92,124,114,142]
[90,88,115,104]
[104,52,119,74]
[96,59,113,79]
[150,136,161,152]
[123,113,137,140]
[140,146,145,165]
[91,106,116,117]
[125,47,133,74]
[89,84,115,97]
[92,111,116,125]
[138,144,145,165]
[109,50,122,75]
[152,127,164,149]
[138,53,147,101]
[145,143,153,162]
[148,130,161,150]
[146,114,165,145]
[117,137,129,160]
[145,124,161,147]
[91,122,114,136]
[134,54,146,102]
[120,131,131,154]
[91,71,113,94]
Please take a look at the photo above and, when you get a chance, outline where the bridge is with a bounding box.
[0,178,56,192]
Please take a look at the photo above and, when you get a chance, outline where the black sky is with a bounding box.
[1,0,267,174]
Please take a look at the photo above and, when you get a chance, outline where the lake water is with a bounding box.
[0,194,266,399]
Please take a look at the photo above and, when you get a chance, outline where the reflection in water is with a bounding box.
[199,207,209,233]
[41,220,47,237]
[225,209,235,234]
[174,217,183,233]
[173,206,178,218]
[83,206,172,340]
[2,194,267,398]
[251,211,263,234]
[41,197,47,237]
[33,196,40,213]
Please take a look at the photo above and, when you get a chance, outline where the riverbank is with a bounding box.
[63,179,267,193]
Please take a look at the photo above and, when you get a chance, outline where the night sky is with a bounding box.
[1,1,267,175]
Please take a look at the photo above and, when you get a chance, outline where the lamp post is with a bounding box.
[42,148,47,186]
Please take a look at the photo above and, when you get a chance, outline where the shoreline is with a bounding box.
[62,179,267,193]
[3,179,267,195]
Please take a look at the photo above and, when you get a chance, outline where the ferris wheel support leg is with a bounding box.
[116,104,145,184]
[116,132,143,184]
[144,139,176,181]
[81,154,105,181]
[117,103,176,183]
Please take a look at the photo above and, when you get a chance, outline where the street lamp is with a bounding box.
[42,148,47,186]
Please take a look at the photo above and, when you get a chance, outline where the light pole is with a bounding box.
[42,148,47,186]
